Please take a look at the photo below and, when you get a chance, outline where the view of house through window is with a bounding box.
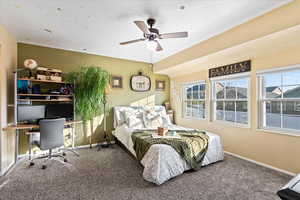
[182,82,206,119]
[259,69,300,132]
[212,77,249,125]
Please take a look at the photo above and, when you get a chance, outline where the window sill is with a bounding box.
[183,116,207,121]
[258,128,300,137]
[213,120,250,129]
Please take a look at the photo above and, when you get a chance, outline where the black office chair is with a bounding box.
[29,118,68,169]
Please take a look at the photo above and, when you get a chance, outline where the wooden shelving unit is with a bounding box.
[11,71,77,167]
[18,78,71,84]
[17,99,73,102]
[18,94,73,97]
[17,77,74,103]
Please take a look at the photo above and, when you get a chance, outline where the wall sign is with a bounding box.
[209,60,251,78]
[130,72,151,92]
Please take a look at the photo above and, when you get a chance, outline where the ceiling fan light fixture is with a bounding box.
[120,18,187,52]
[146,40,158,51]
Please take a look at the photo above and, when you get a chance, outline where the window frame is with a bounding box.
[211,73,251,128]
[257,65,300,136]
[182,81,206,120]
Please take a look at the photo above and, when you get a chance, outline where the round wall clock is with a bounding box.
[130,73,151,92]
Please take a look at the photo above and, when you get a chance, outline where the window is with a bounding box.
[258,68,300,133]
[182,82,206,119]
[212,77,249,125]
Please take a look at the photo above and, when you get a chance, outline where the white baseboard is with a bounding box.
[224,151,296,177]
[1,161,15,176]
[75,143,98,149]
[75,141,116,149]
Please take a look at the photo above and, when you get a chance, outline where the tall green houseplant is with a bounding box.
[67,66,109,121]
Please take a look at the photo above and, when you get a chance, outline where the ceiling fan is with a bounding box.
[120,18,188,52]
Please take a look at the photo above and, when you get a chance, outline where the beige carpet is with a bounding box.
[0,145,291,200]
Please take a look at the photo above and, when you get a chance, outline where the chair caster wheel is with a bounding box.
[29,162,34,166]
[42,165,47,169]
[62,152,66,156]
[64,158,68,162]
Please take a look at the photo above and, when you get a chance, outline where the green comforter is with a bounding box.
[131,130,209,170]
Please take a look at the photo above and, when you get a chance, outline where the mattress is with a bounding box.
[113,124,224,185]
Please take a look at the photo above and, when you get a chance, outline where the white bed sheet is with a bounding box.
[113,124,224,185]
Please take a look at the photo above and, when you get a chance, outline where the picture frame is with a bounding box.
[111,75,123,88]
[156,80,165,91]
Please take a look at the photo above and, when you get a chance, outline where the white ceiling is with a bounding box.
[157,24,300,77]
[0,0,292,63]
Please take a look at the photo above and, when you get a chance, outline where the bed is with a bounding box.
[112,106,224,185]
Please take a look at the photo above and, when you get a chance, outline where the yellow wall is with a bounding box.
[154,1,300,174]
[170,47,300,174]
[17,43,170,154]
[0,25,17,174]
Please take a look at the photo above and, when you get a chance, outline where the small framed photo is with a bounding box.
[156,80,165,91]
[111,75,123,88]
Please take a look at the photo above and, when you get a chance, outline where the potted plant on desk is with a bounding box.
[67,66,110,148]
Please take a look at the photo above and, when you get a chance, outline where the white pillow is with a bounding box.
[144,114,164,129]
[123,110,145,129]
[143,106,171,128]
[114,107,140,127]
[114,110,124,127]
[144,107,159,119]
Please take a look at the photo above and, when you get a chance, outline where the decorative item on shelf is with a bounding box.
[157,127,168,136]
[130,71,151,92]
[36,67,62,82]
[24,59,38,79]
[32,84,41,94]
[49,91,60,95]
[57,97,72,101]
[155,80,165,91]
[59,84,73,95]
[27,85,33,94]
[17,80,30,94]
[111,75,123,88]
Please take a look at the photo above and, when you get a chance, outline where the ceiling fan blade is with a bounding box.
[134,21,150,34]
[159,32,188,39]
[120,38,145,45]
[155,41,163,51]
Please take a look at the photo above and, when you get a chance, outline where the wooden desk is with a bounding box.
[2,120,81,131]
[2,120,82,162]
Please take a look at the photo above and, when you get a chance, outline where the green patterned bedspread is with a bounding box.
[131,130,209,170]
